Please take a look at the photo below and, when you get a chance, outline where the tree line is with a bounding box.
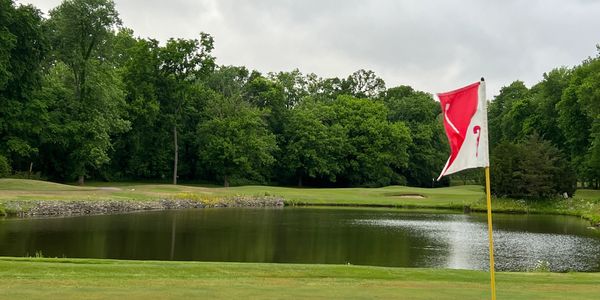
[0,0,598,196]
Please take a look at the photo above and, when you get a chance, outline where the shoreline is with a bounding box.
[2,197,599,228]
[287,201,600,227]
[1,196,284,218]
[0,179,597,226]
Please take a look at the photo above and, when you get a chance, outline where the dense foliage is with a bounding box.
[0,0,598,197]
[488,55,600,192]
[491,135,576,199]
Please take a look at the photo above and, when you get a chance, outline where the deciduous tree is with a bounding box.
[197,96,277,187]
[45,0,129,184]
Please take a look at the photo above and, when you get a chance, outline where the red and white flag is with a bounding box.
[436,79,489,180]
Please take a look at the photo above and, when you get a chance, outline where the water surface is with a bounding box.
[1,207,599,271]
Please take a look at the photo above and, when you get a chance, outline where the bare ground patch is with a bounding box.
[389,194,426,199]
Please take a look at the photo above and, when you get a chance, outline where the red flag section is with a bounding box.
[436,80,489,180]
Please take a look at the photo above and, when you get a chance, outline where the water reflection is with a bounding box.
[0,208,599,271]
[355,214,600,271]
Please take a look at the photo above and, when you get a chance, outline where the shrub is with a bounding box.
[491,134,576,199]
[0,155,11,178]
[8,171,45,180]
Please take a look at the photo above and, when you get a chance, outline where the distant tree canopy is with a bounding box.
[1,0,599,198]
[488,52,600,191]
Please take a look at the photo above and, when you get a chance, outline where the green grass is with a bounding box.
[1,178,600,225]
[0,257,598,300]
[469,191,600,224]
[0,178,483,207]
[0,179,85,191]
[0,179,214,202]
[221,184,484,207]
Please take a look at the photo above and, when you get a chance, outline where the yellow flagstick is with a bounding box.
[485,166,497,300]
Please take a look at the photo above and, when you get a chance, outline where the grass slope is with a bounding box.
[1,179,599,224]
[0,178,483,206]
[0,257,598,300]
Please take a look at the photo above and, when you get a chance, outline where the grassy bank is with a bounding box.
[1,179,599,225]
[0,257,599,299]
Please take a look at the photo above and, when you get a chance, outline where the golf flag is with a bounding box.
[435,78,497,300]
[436,79,489,180]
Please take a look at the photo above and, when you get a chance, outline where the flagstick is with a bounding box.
[484,166,497,300]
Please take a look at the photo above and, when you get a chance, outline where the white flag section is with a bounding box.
[436,80,489,180]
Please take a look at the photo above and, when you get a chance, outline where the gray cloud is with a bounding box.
[18,0,600,96]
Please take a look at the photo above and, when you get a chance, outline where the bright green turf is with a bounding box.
[0,257,598,300]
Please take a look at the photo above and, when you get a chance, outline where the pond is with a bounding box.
[1,207,599,272]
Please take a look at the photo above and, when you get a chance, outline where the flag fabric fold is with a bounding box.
[436,80,489,180]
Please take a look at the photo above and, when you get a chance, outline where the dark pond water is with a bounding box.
[1,207,599,271]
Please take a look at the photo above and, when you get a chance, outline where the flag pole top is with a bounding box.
[481,77,485,82]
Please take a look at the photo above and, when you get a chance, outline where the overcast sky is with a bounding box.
[18,0,600,97]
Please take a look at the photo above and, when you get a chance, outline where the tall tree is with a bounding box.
[47,0,120,106]
[342,69,386,98]
[332,95,411,186]
[488,81,529,148]
[197,96,277,187]
[0,0,47,171]
[108,32,170,179]
[269,69,309,109]
[527,68,570,148]
[557,53,600,187]
[157,34,215,184]
[383,86,447,187]
[282,100,346,186]
[244,75,287,135]
[45,0,129,184]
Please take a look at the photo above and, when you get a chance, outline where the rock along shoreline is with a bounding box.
[1,196,285,218]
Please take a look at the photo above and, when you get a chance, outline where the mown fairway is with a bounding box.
[0,178,483,207]
[0,257,599,300]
